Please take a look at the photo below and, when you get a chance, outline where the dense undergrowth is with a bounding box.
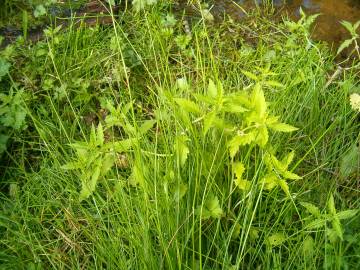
[0,1,360,269]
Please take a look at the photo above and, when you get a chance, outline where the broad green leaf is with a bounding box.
[261,173,278,190]
[228,132,256,158]
[302,236,315,256]
[139,119,156,135]
[339,143,360,178]
[174,98,201,114]
[207,79,218,98]
[199,196,223,220]
[326,228,338,243]
[193,93,216,105]
[222,102,248,114]
[340,20,356,35]
[255,126,268,147]
[268,122,298,132]
[79,164,101,201]
[235,178,251,191]
[0,58,11,81]
[203,111,216,136]
[128,163,145,187]
[175,135,190,166]
[112,138,136,152]
[300,202,321,218]
[282,151,295,167]
[336,209,358,220]
[176,77,189,91]
[278,179,290,196]
[101,153,115,175]
[267,233,286,247]
[173,183,188,202]
[337,39,353,55]
[233,162,245,179]
[33,5,47,18]
[306,219,327,229]
[251,84,266,118]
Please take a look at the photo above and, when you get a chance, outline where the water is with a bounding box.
[214,0,360,44]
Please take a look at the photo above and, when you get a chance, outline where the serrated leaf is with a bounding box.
[327,194,337,215]
[255,126,268,147]
[336,209,358,220]
[222,102,248,114]
[337,39,353,55]
[306,219,327,229]
[97,123,104,146]
[79,164,101,201]
[268,122,298,132]
[101,153,115,175]
[264,80,284,88]
[331,217,343,240]
[300,202,321,217]
[241,70,258,81]
[139,119,156,135]
[193,93,216,105]
[233,162,245,179]
[203,111,216,136]
[174,98,201,115]
[251,84,266,118]
[111,138,137,152]
[261,173,278,190]
[228,132,256,158]
[282,151,295,167]
[207,79,217,98]
[282,170,302,180]
[278,179,290,196]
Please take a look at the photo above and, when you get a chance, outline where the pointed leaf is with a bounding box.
[241,70,258,81]
[336,209,358,220]
[282,170,302,180]
[203,111,216,135]
[174,98,201,115]
[300,202,321,218]
[278,179,290,196]
[139,119,156,135]
[267,233,286,247]
[306,219,327,229]
[269,122,299,132]
[337,39,353,55]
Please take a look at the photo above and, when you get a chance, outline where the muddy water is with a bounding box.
[214,0,360,44]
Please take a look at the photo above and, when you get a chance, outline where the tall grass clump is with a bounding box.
[0,0,359,269]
